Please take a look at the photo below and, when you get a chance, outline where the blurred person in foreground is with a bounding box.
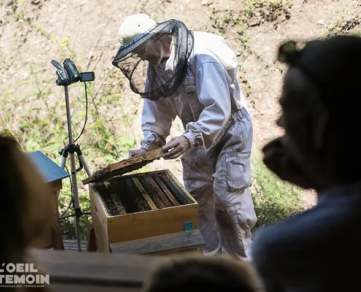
[251,35,361,291]
[113,14,257,261]
[0,135,52,291]
[142,254,264,292]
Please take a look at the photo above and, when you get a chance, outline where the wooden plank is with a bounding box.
[110,230,205,255]
[152,248,201,255]
[139,176,167,209]
[90,187,110,252]
[49,283,140,292]
[108,148,163,172]
[105,181,127,215]
[132,177,157,210]
[82,148,163,185]
[151,175,180,206]
[93,182,120,216]
[142,175,172,208]
[125,179,152,212]
[107,204,199,244]
[30,249,163,285]
[163,170,197,204]
[158,174,189,205]
[159,172,193,204]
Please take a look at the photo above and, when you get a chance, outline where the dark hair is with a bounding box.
[278,36,361,118]
[142,255,264,292]
[277,35,361,182]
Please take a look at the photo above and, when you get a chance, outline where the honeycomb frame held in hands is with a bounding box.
[82,148,163,185]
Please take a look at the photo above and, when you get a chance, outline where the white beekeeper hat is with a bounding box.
[118,14,157,47]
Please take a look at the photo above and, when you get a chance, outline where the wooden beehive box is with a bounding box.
[89,167,199,253]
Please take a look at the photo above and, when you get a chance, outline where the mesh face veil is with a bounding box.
[112,19,194,101]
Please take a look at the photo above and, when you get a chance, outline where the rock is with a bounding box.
[201,0,214,6]
[249,21,260,27]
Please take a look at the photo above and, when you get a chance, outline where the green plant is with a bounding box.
[250,151,302,229]
[0,31,138,241]
[1,0,304,243]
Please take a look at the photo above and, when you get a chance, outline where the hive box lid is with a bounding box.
[27,151,69,184]
[82,148,163,185]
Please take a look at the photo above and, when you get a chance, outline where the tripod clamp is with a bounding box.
[59,144,84,173]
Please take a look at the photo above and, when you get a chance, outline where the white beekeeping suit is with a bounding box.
[116,14,257,261]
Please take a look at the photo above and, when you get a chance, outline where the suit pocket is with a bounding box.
[225,152,252,191]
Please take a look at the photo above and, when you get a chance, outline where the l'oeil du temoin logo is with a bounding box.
[0,263,50,288]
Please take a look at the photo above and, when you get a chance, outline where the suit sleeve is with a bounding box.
[182,61,232,149]
[140,78,177,151]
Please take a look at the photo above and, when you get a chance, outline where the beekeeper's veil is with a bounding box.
[112,14,194,101]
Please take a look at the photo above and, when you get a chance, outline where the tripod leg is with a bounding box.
[58,85,87,253]
[69,152,82,252]
[78,155,92,177]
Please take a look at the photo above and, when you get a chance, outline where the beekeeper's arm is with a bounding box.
[182,60,232,149]
[140,78,177,151]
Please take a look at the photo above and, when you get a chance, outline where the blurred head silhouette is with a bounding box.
[142,254,264,292]
[263,35,361,192]
[0,134,52,270]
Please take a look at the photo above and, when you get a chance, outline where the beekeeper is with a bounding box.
[113,14,257,261]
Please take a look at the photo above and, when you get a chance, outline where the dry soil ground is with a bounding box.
[1,0,361,214]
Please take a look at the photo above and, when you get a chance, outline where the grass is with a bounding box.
[0,8,138,239]
[0,0,305,241]
[0,71,304,240]
[250,150,302,229]
[0,67,139,239]
[207,0,302,230]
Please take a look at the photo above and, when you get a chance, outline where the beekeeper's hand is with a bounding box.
[162,135,190,160]
[128,148,147,158]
